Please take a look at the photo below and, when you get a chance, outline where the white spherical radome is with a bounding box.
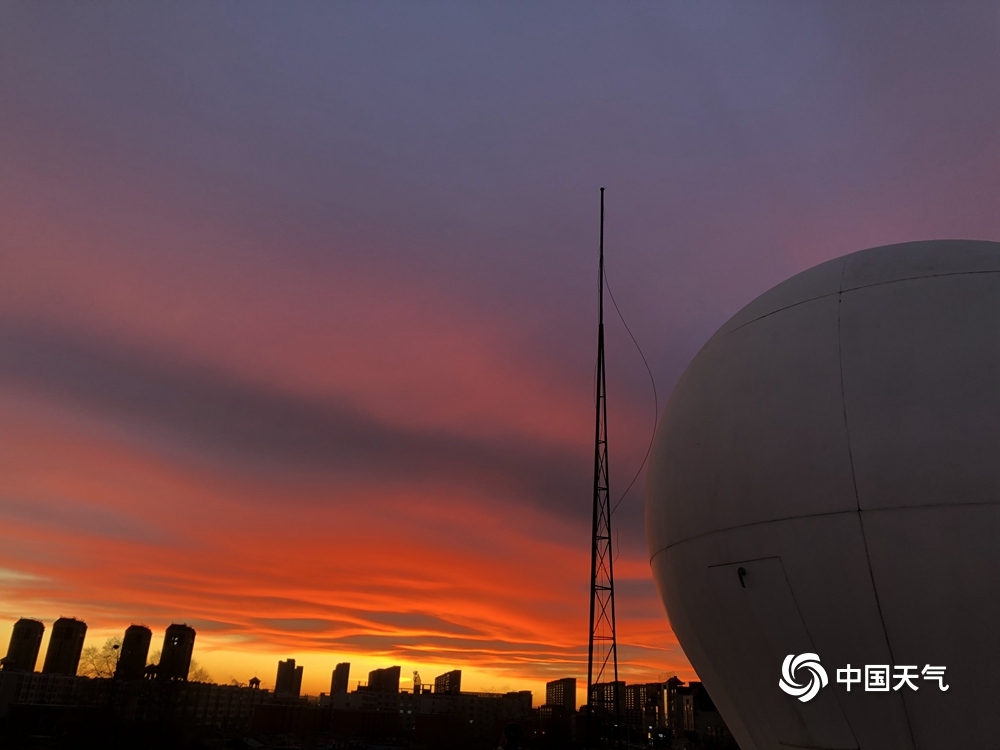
[646,240,1000,750]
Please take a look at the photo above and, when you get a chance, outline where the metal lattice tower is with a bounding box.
[587,187,620,745]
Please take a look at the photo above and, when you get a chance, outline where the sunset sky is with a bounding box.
[1,3,998,703]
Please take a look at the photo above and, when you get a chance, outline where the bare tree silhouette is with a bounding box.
[78,637,122,678]
[189,661,212,683]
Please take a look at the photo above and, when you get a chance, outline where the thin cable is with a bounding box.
[604,267,658,516]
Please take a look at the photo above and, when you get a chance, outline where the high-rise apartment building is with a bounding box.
[433,669,462,695]
[626,681,667,730]
[367,665,401,693]
[2,618,45,672]
[116,624,152,680]
[158,623,196,681]
[589,680,625,713]
[546,677,576,711]
[275,658,304,698]
[331,662,350,694]
[42,618,87,675]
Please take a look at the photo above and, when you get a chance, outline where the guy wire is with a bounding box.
[603,266,659,516]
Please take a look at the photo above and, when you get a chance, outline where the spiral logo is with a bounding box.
[779,653,828,702]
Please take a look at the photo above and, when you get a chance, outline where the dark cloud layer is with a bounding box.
[0,322,590,518]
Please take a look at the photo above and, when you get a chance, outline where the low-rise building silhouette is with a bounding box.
[42,618,87,676]
[2,619,44,672]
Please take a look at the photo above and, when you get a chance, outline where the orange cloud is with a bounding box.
[0,274,686,698]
